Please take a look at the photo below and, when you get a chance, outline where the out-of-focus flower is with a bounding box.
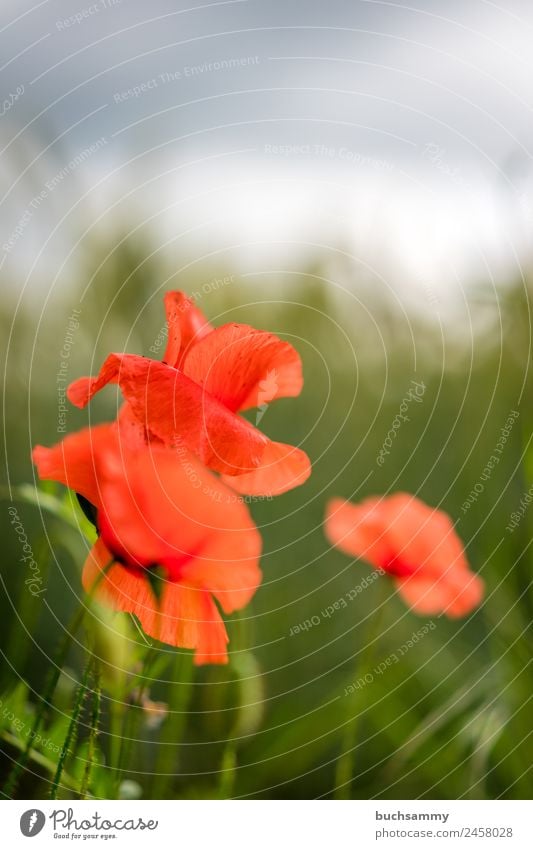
[140,697,168,730]
[130,687,168,730]
[325,493,484,617]
[66,291,310,496]
[33,426,262,664]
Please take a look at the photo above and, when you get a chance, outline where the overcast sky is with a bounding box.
[2,0,533,295]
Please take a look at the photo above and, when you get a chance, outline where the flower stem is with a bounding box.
[50,656,92,799]
[333,583,388,799]
[2,601,87,797]
[217,610,249,799]
[114,647,157,794]
[151,651,195,799]
[218,745,238,799]
[2,561,111,798]
[79,661,101,799]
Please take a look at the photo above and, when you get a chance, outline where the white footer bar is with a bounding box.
[3,799,531,848]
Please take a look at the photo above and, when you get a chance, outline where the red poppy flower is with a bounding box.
[325,493,483,617]
[66,291,311,496]
[33,425,262,664]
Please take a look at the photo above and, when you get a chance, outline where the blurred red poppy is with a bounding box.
[325,493,483,617]
[33,425,262,664]
[67,291,310,496]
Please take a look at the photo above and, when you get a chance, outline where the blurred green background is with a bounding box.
[1,237,532,799]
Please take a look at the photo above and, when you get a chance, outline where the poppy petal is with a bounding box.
[68,354,268,475]
[182,323,303,412]
[162,291,212,369]
[178,481,262,613]
[382,493,469,574]
[82,539,229,663]
[325,493,484,618]
[97,445,262,611]
[324,497,394,568]
[117,356,269,475]
[396,569,484,617]
[116,402,151,449]
[67,353,123,408]
[221,441,311,497]
[32,424,116,508]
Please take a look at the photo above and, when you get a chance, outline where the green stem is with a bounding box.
[108,698,125,797]
[217,609,249,799]
[115,647,158,793]
[218,745,238,799]
[333,583,388,799]
[2,602,87,797]
[79,662,101,800]
[2,561,111,798]
[50,656,92,799]
[151,652,195,799]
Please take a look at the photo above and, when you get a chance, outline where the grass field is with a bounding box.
[1,237,532,799]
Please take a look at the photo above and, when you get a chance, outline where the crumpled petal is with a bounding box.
[67,353,123,409]
[182,323,303,412]
[82,539,229,664]
[222,441,311,497]
[162,290,212,369]
[32,424,117,509]
[116,402,153,449]
[68,354,269,476]
[66,292,311,496]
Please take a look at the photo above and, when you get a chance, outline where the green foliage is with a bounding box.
[1,233,532,799]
